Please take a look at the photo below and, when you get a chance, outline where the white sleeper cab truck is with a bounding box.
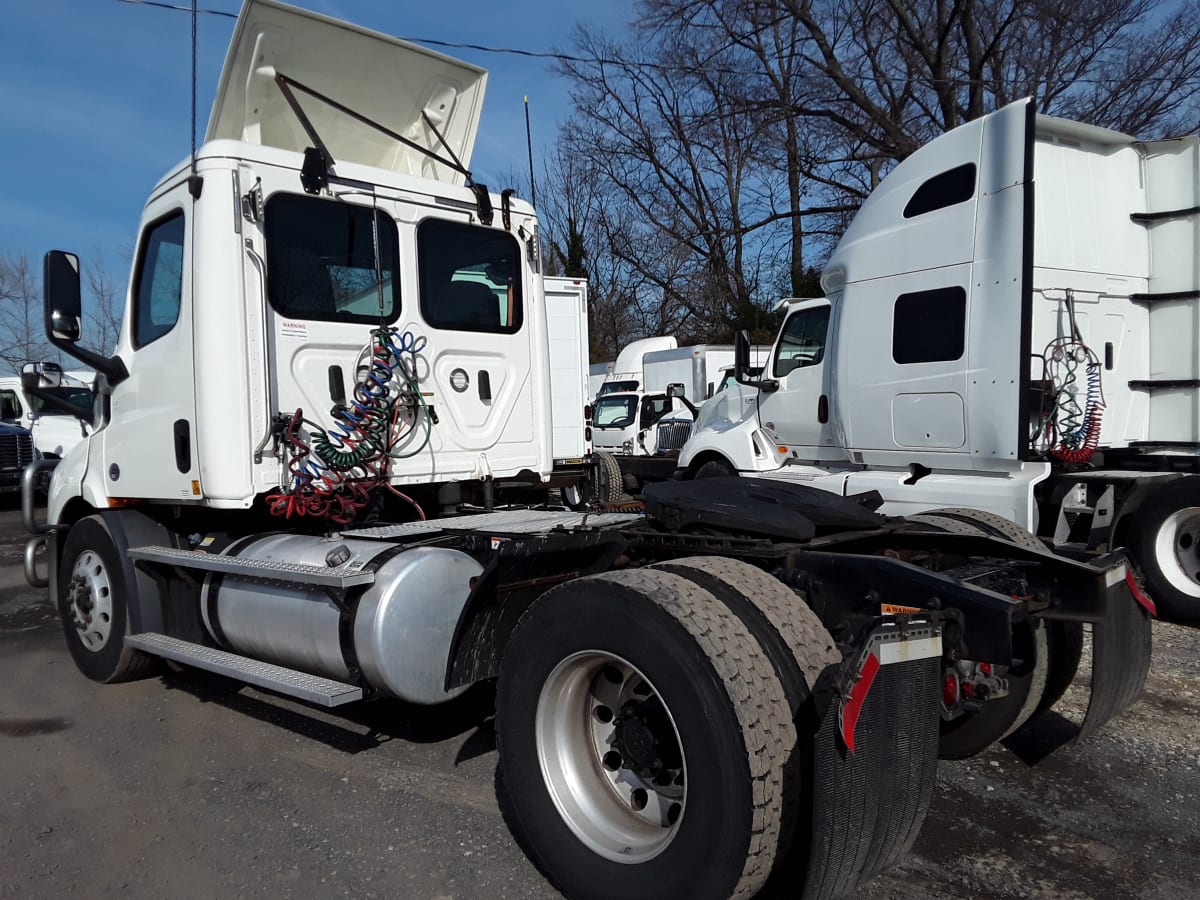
[0,363,93,461]
[22,6,1156,899]
[679,98,1200,625]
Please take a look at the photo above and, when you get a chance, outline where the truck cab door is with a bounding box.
[756,301,840,458]
[101,188,199,500]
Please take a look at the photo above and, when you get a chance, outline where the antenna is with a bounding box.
[187,0,202,198]
[525,95,536,208]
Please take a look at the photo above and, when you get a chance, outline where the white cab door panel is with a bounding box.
[102,186,199,500]
[756,300,841,458]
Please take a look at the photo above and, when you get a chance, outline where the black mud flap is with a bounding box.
[1076,568,1153,741]
[797,627,942,899]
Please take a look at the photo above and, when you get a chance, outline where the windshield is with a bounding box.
[599,380,639,396]
[715,371,737,394]
[594,396,637,428]
[29,386,93,416]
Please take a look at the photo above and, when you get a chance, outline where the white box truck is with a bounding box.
[19,7,1153,898]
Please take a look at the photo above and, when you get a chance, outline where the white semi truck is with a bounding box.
[21,5,1154,899]
[678,99,1200,625]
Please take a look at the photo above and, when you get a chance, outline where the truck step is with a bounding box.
[128,545,375,589]
[124,633,363,707]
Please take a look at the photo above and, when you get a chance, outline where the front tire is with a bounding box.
[496,568,794,900]
[57,515,154,683]
[1126,478,1200,625]
[693,458,735,480]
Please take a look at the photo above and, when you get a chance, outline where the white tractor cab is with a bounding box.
[33,0,577,524]
[680,97,1200,624]
[0,363,94,460]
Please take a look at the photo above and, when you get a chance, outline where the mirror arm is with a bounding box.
[48,337,128,387]
[758,379,780,394]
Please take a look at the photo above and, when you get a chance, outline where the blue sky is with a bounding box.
[1,0,628,283]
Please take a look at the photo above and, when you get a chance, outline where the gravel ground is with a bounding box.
[1,502,1196,899]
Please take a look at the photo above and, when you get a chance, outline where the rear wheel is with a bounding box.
[496,568,794,900]
[1125,478,1200,625]
[57,515,154,683]
[938,621,1047,759]
[561,480,589,510]
[906,510,1049,758]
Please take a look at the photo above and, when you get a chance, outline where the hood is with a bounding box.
[207,0,487,185]
[0,421,31,437]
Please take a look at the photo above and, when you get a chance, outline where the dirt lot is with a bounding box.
[1,500,1197,899]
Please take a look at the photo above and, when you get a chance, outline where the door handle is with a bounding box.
[817,394,829,424]
[478,370,492,402]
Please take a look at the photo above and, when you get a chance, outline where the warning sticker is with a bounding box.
[280,320,308,340]
[880,603,922,615]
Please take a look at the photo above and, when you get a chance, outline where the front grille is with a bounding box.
[656,420,693,452]
[0,433,35,471]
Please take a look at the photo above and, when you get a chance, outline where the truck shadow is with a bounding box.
[157,665,497,758]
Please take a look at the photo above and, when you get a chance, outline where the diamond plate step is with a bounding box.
[124,633,362,707]
[128,546,374,588]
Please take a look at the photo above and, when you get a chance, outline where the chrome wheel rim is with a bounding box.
[535,651,687,863]
[1154,508,1200,598]
[67,550,114,652]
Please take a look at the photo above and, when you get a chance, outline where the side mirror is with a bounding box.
[40,251,128,386]
[734,330,751,380]
[666,383,685,399]
[735,329,778,392]
[21,361,62,389]
[44,251,83,344]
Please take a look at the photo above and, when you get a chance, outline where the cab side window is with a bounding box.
[774,306,830,378]
[132,211,186,348]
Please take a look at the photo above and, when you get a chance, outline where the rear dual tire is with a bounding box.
[496,564,836,900]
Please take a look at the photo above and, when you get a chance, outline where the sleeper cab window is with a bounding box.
[892,287,966,364]
[132,210,186,348]
[417,219,523,334]
[903,163,977,218]
[264,193,400,324]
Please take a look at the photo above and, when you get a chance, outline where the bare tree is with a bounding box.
[84,245,125,357]
[546,0,1200,348]
[0,252,53,372]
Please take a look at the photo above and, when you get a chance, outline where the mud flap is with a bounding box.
[1076,571,1153,741]
[797,627,942,899]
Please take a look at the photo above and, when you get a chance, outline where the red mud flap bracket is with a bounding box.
[797,619,942,900]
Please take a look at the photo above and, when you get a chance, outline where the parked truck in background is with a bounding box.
[678,98,1200,625]
[19,5,1156,899]
[0,363,93,461]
